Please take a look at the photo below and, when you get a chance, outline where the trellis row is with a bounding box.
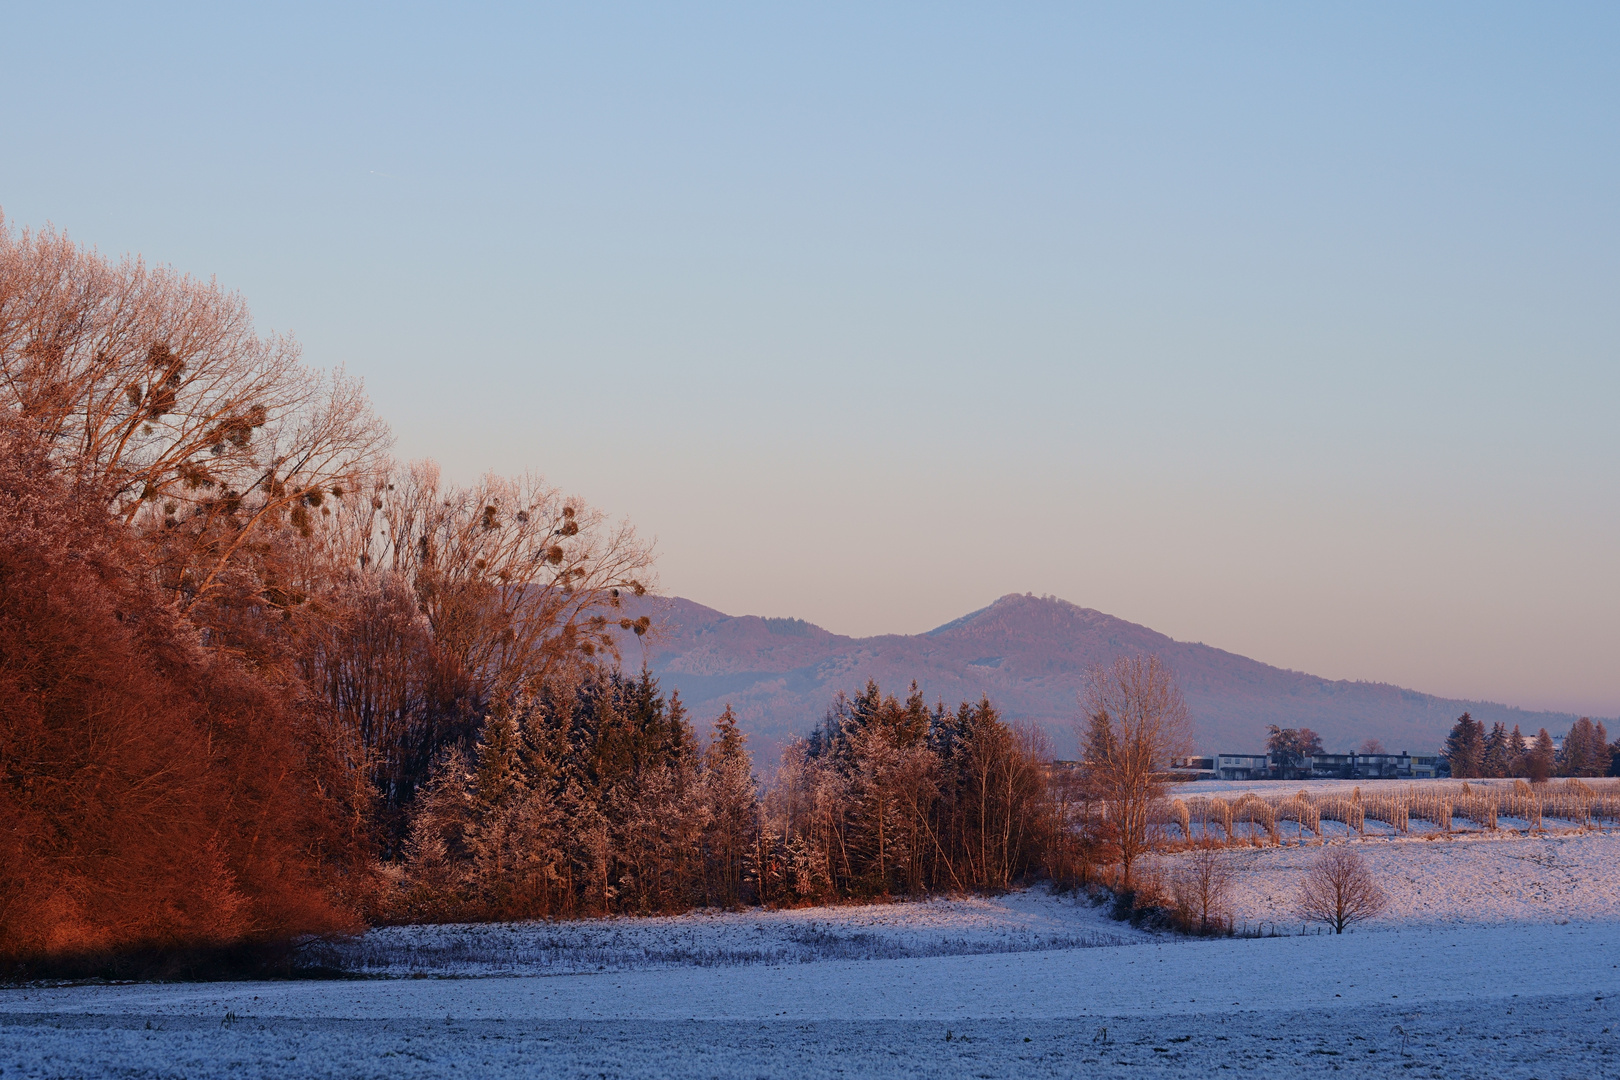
[1158,778,1620,846]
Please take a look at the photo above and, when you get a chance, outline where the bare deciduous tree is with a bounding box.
[1168,846,1234,934]
[293,460,657,822]
[322,461,655,700]
[1299,847,1386,933]
[0,215,389,610]
[1077,655,1192,888]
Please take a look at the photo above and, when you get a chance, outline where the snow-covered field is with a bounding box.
[5,834,1620,1078]
[1149,831,1620,930]
[315,889,1136,978]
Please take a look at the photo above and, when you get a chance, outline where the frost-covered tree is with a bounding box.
[701,706,759,907]
[1299,848,1386,934]
[397,668,706,920]
[766,680,1052,900]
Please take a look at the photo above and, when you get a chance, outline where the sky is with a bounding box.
[3,3,1617,717]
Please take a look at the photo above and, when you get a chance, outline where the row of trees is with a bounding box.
[1259,716,1618,782]
[393,677,1058,919]
[399,672,744,919]
[771,682,1052,901]
[1443,713,1615,782]
[0,216,655,965]
[385,653,1202,919]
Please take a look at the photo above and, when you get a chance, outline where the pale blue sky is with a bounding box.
[4,3,1617,715]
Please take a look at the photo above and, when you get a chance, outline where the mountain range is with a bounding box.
[611,593,1603,764]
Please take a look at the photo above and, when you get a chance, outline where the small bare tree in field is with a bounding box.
[1077,655,1192,888]
[1169,846,1234,934]
[1299,847,1386,933]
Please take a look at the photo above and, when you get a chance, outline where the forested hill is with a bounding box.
[613,593,1601,762]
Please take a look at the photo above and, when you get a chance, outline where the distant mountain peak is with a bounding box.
[617,593,1602,763]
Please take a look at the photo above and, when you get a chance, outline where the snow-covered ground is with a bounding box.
[315,889,1137,978]
[4,920,1618,1077]
[1148,830,1620,930]
[6,836,1620,1077]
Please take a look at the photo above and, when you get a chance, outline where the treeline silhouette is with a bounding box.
[0,217,1077,972]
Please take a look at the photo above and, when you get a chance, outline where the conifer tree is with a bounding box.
[1481,722,1511,778]
[1559,718,1608,777]
[1527,728,1556,784]
[702,706,760,907]
[1443,713,1485,778]
[1506,724,1527,777]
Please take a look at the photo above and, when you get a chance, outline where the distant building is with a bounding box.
[1202,750,1444,781]
[1511,732,1564,754]
[1410,753,1443,778]
[1310,753,1354,777]
[1215,753,1270,780]
[1309,751,1442,780]
[1170,755,1217,780]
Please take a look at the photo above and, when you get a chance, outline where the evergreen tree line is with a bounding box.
[1443,712,1617,782]
[393,677,1060,920]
